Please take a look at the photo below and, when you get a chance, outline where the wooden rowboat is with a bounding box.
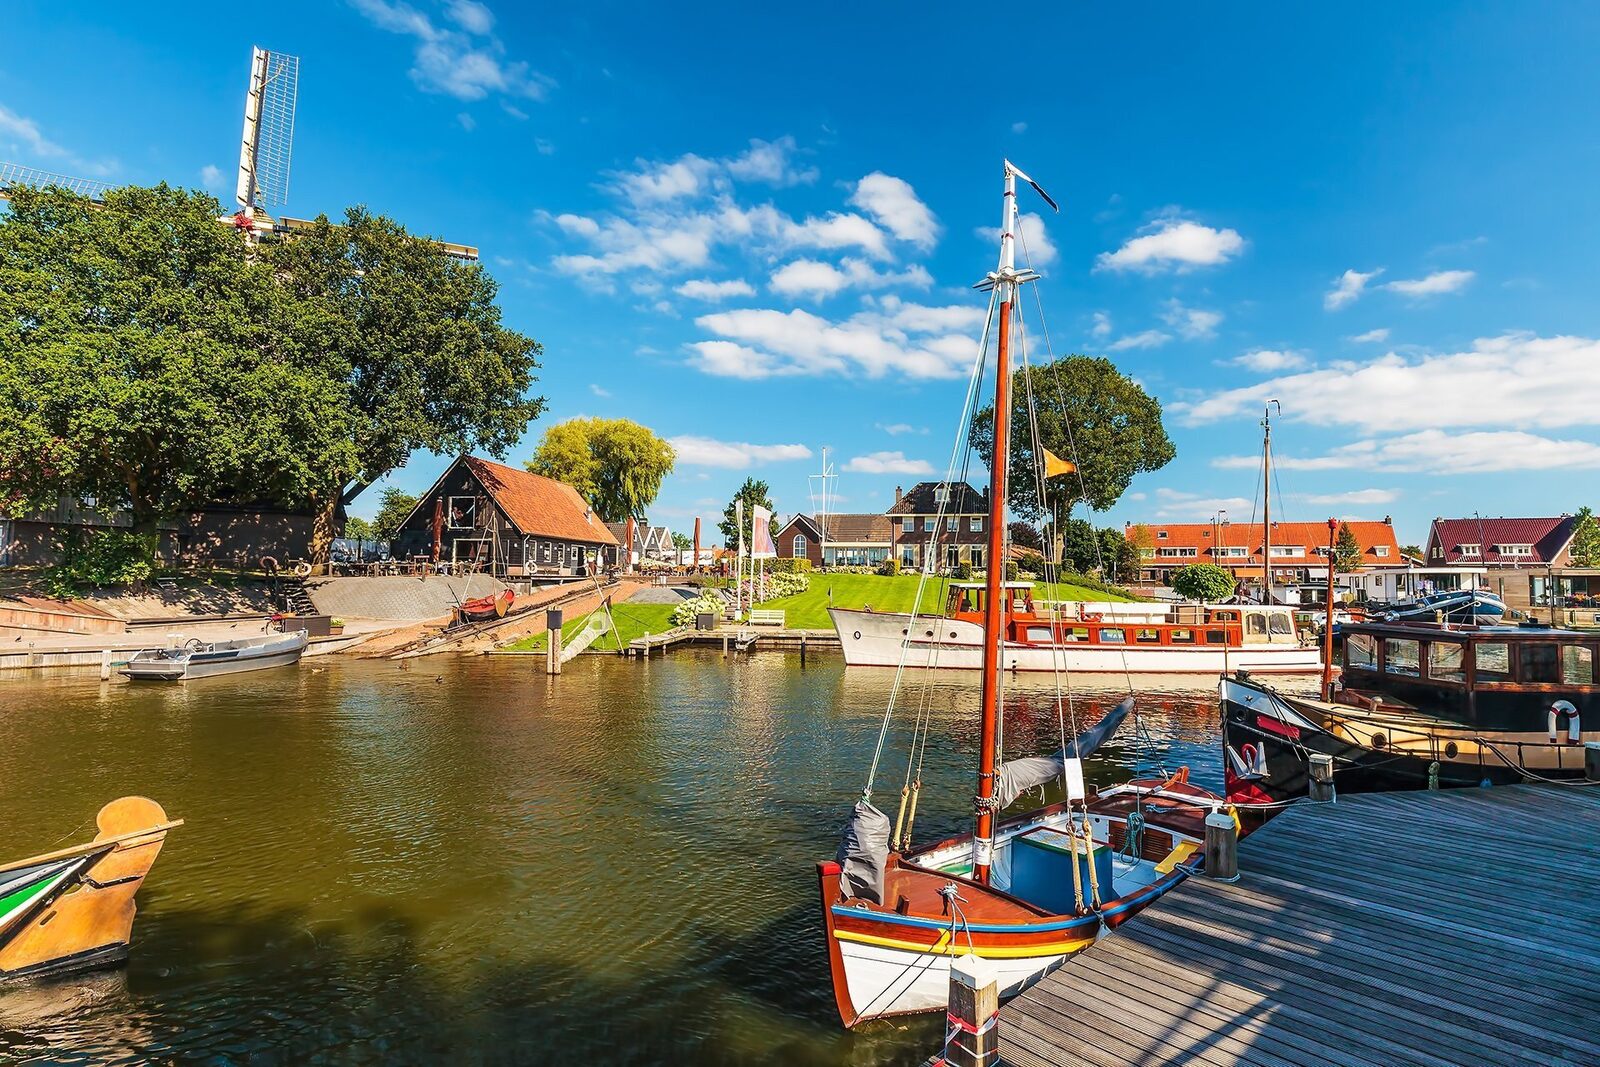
[0,797,182,980]
[457,588,514,624]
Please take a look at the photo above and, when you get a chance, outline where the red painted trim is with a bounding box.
[815,861,859,1027]
[1256,714,1302,740]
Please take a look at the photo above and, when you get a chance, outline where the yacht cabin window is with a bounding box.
[1269,613,1293,636]
[1346,633,1377,669]
[1428,641,1466,683]
[1246,613,1268,636]
[1562,645,1594,684]
[1474,642,1512,681]
[1170,628,1195,644]
[1100,628,1126,644]
[1384,638,1421,676]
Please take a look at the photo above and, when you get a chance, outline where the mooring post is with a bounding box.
[722,633,729,658]
[1308,752,1336,802]
[800,632,807,667]
[545,609,563,675]
[1585,741,1600,783]
[100,648,112,681]
[942,953,999,1067]
[1203,806,1239,882]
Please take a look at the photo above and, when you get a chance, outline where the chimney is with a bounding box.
[895,486,903,503]
[1383,515,1392,525]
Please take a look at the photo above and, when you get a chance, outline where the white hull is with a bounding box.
[122,631,308,681]
[837,939,1071,1019]
[831,608,1322,674]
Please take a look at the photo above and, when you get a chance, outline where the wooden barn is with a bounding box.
[391,456,621,577]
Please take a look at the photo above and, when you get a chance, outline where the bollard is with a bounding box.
[545,609,563,676]
[1586,742,1600,783]
[1203,807,1239,882]
[1308,752,1336,803]
[942,953,999,1067]
[800,633,807,668]
[722,633,729,658]
[100,649,112,681]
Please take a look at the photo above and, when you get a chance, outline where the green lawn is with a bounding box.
[499,602,679,653]
[755,573,1134,630]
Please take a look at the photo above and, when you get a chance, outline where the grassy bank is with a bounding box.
[755,573,1133,630]
[500,602,678,653]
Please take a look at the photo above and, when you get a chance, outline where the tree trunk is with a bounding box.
[309,495,339,572]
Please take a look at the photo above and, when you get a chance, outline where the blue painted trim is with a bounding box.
[831,871,1184,934]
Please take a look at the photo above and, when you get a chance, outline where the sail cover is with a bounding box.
[835,800,891,903]
[993,697,1136,809]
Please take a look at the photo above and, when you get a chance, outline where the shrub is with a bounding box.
[769,557,812,574]
[42,530,153,599]
[876,557,901,577]
[670,591,726,628]
[760,571,810,600]
[1005,561,1019,582]
[951,561,973,581]
[1171,563,1238,602]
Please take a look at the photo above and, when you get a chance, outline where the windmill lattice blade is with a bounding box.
[0,162,112,202]
[253,50,299,209]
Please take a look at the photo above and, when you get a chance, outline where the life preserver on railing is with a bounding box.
[260,556,280,575]
[1549,700,1581,745]
[294,561,313,578]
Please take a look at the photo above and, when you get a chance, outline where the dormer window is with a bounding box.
[1157,531,1168,540]
[1458,543,1481,556]
[1373,546,1390,558]
[934,485,951,504]
[1494,543,1533,557]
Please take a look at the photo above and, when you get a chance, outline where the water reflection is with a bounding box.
[0,651,1228,1064]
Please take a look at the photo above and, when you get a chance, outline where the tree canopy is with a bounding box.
[719,478,774,548]
[1171,562,1237,602]
[525,417,675,524]
[970,355,1174,522]
[1570,507,1600,567]
[1333,521,1364,572]
[371,488,420,542]
[0,184,543,563]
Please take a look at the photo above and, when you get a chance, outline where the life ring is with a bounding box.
[294,561,313,579]
[260,556,280,575]
[1549,700,1581,745]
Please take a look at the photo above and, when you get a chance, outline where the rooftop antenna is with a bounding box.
[808,447,837,567]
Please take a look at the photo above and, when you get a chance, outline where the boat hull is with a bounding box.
[121,631,308,681]
[1219,675,1596,804]
[832,608,1322,674]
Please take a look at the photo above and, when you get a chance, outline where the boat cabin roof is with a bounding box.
[948,581,1034,589]
[1345,619,1585,642]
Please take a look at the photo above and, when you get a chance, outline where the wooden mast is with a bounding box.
[973,165,1020,885]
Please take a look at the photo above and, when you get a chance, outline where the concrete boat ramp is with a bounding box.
[997,784,1600,1067]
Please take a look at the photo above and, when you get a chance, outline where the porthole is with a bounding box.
[1371,732,1388,749]
[1444,741,1459,759]
[925,630,934,638]
[853,630,862,641]
[902,628,909,636]
[950,631,958,639]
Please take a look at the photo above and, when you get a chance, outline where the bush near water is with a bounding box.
[670,592,727,628]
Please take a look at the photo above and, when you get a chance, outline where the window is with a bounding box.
[1384,639,1421,676]
[1170,629,1195,644]
[1346,633,1377,669]
[1269,545,1303,557]
[1099,628,1126,644]
[1135,628,1161,644]
[1269,613,1293,636]
[1158,547,1198,558]
[934,485,951,504]
[1373,546,1390,558]
[447,496,477,530]
[1157,530,1168,539]
[1562,645,1594,685]
[1521,643,1561,684]
[569,545,580,563]
[542,542,552,563]
[1457,543,1481,556]
[918,517,929,532]
[793,535,806,556]
[1246,613,1268,635]
[970,516,983,532]
[947,517,958,532]
[1065,627,1090,642]
[1216,547,1247,558]
[1026,626,1053,642]
[1474,642,1511,681]
[1205,629,1228,644]
[970,548,985,569]
[1429,642,1466,683]
[1494,543,1533,557]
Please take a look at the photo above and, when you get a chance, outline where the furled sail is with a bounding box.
[835,800,891,903]
[993,696,1135,809]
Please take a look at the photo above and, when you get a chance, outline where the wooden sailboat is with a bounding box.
[457,588,514,624]
[816,162,1223,1027]
[0,797,181,980]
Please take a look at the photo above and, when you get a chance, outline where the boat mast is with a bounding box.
[1261,400,1279,605]
[973,165,1020,885]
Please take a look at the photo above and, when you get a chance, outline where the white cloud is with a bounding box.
[1011,121,1028,134]
[1385,270,1475,298]
[199,164,224,188]
[674,278,755,301]
[589,383,611,398]
[1324,268,1382,310]
[534,137,554,155]
[1349,327,1390,343]
[849,172,939,248]
[1162,300,1222,340]
[667,435,813,467]
[1091,311,1112,339]
[725,136,817,187]
[1231,349,1307,372]
[690,297,985,380]
[1107,329,1172,352]
[1152,488,1253,520]
[1214,429,1600,476]
[351,0,552,102]
[843,451,936,475]
[1096,216,1244,273]
[768,257,932,300]
[975,211,1056,266]
[876,422,926,436]
[611,153,717,204]
[457,112,476,131]
[1297,488,1399,506]
[1178,332,1600,432]
[0,102,113,176]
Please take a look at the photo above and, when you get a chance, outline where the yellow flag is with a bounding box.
[1043,448,1077,479]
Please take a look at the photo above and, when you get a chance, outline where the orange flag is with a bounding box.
[1043,448,1077,479]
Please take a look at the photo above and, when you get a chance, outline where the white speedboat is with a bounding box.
[121,630,308,681]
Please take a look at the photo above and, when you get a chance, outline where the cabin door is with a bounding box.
[452,538,492,570]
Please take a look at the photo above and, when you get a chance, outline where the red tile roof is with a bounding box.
[1127,520,1402,564]
[1427,516,1575,565]
[463,457,619,546]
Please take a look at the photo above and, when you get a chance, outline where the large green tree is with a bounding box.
[371,488,420,542]
[1333,521,1365,572]
[0,184,355,546]
[1570,507,1600,567]
[719,478,774,549]
[970,355,1175,522]
[1172,563,1237,602]
[525,417,675,523]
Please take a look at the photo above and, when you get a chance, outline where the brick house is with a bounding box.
[887,482,991,571]
[775,513,894,567]
[1127,518,1404,587]
[1424,516,1577,569]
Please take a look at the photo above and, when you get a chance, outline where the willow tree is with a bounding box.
[526,417,675,523]
[970,355,1174,522]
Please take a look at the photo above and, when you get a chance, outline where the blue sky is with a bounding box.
[5,3,1600,547]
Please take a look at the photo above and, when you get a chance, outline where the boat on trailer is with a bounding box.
[833,583,1322,674]
[817,162,1225,1029]
[0,797,181,980]
[121,629,308,681]
[1223,617,1599,804]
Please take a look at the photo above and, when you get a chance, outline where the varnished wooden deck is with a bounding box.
[999,784,1600,1067]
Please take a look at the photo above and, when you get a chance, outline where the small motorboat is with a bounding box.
[121,629,308,681]
[457,588,514,624]
[0,797,181,980]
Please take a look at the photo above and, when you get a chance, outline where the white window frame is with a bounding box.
[971,516,984,532]
[1458,543,1481,556]
[793,534,806,556]
[934,485,951,504]
[447,496,477,530]
[1374,545,1390,558]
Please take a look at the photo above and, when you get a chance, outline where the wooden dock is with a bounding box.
[1000,784,1600,1067]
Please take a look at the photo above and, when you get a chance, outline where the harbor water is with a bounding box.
[0,652,1225,1064]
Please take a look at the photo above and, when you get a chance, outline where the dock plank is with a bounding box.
[997,784,1600,1067]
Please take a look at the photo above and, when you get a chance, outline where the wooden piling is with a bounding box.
[1203,808,1239,881]
[1308,752,1335,802]
[100,649,112,681]
[942,954,999,1067]
[545,609,563,675]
